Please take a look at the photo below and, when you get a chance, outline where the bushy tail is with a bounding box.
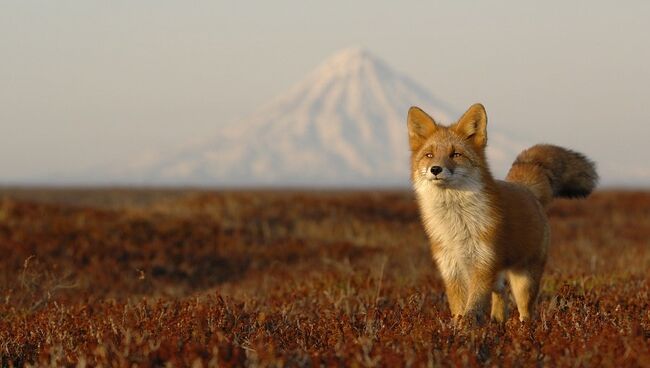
[506,144,598,207]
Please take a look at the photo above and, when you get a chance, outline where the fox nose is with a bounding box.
[431,166,443,175]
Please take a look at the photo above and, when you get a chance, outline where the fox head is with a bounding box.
[407,103,490,189]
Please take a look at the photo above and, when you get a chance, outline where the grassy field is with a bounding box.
[0,188,648,367]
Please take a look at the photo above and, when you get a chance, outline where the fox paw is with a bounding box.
[459,310,487,328]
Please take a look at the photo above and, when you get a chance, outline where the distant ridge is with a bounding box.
[92,47,525,186]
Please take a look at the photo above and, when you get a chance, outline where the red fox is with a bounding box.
[407,103,597,324]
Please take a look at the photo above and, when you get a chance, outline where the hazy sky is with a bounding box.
[1,1,649,185]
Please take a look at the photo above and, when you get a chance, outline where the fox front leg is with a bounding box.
[463,268,494,325]
[443,277,468,318]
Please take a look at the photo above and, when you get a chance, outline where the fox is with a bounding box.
[407,103,598,324]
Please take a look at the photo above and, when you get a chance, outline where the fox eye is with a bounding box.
[450,152,462,158]
[425,153,433,158]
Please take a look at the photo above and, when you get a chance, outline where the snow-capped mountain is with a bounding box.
[112,47,526,186]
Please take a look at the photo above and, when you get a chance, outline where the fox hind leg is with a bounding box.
[508,265,543,322]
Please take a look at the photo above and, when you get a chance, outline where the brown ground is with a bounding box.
[0,188,648,367]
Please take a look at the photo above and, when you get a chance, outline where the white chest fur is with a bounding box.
[414,180,495,282]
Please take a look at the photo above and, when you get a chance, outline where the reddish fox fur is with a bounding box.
[407,103,597,324]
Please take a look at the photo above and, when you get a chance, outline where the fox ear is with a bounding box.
[407,107,438,151]
[454,103,487,148]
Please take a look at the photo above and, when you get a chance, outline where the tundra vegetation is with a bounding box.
[0,189,648,367]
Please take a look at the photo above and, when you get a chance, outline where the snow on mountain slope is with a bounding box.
[116,47,526,186]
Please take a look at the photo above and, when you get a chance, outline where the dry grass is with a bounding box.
[0,189,648,367]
